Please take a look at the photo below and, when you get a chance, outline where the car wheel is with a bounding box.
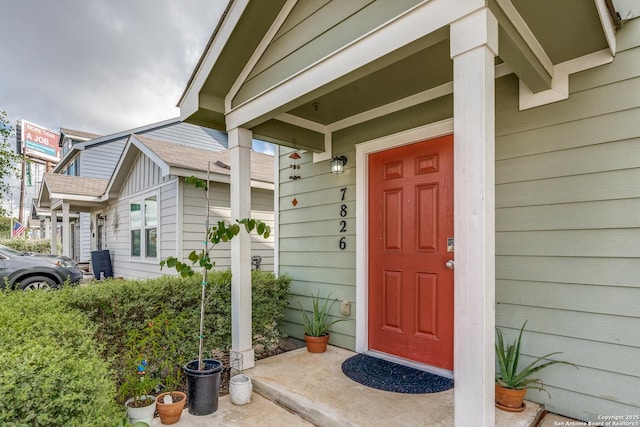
[18,276,58,291]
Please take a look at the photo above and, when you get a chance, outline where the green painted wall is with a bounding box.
[234,0,422,107]
[274,7,640,421]
[494,18,640,421]
[279,143,357,350]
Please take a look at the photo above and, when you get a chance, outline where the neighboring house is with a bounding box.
[59,127,102,164]
[178,1,639,424]
[39,119,228,262]
[102,134,274,279]
[38,120,275,280]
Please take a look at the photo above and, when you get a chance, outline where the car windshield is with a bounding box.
[0,245,26,257]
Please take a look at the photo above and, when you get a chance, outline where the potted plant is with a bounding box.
[119,358,158,426]
[156,367,187,425]
[495,321,576,411]
[298,290,345,353]
[161,175,271,416]
[154,314,187,425]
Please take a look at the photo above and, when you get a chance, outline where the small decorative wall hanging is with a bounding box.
[112,209,119,233]
[289,151,301,206]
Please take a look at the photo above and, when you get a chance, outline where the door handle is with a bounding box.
[445,260,454,270]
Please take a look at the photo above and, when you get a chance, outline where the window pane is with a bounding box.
[130,203,141,229]
[145,228,157,258]
[145,197,157,227]
[131,230,140,256]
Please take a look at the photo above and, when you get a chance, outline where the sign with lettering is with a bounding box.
[21,120,60,162]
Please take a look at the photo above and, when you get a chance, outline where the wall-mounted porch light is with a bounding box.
[331,155,348,174]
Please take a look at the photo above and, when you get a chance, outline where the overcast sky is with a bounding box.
[0,0,227,136]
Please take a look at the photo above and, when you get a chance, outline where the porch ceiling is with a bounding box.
[181,0,613,151]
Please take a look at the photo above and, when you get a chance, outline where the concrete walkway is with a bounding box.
[154,346,550,426]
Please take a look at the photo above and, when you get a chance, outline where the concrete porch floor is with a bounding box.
[154,345,549,426]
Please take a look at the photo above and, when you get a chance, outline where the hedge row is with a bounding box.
[0,239,56,254]
[0,290,122,426]
[0,270,291,425]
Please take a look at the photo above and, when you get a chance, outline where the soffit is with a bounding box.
[186,0,614,149]
[511,0,608,63]
[288,39,452,125]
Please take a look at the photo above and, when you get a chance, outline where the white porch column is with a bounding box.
[450,8,498,427]
[62,202,71,258]
[50,209,57,255]
[228,127,255,369]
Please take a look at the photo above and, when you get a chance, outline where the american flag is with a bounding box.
[12,221,26,238]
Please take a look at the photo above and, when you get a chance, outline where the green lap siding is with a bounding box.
[234,0,423,107]
[494,20,640,420]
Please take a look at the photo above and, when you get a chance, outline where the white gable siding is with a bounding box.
[80,139,127,180]
[121,153,168,197]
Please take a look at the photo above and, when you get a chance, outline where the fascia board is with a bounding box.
[179,0,250,112]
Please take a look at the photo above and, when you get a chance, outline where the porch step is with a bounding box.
[496,401,545,427]
[248,346,545,427]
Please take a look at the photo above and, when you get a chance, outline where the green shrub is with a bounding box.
[63,270,291,392]
[0,238,57,254]
[0,290,122,426]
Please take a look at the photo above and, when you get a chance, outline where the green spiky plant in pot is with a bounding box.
[495,321,576,411]
[298,290,345,353]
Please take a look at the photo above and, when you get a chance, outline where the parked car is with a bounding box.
[0,244,83,290]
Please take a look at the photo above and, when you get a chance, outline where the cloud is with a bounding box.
[0,0,226,135]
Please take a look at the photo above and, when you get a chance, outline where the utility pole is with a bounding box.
[18,152,26,226]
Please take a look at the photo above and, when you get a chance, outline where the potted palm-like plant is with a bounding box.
[298,290,345,353]
[161,174,270,416]
[495,321,576,411]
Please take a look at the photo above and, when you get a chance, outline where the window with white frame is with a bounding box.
[130,195,158,258]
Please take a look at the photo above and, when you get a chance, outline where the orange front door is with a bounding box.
[368,135,454,370]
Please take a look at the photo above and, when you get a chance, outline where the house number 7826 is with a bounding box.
[339,187,347,250]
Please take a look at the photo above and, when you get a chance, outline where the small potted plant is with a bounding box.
[495,321,576,411]
[156,366,187,425]
[119,358,158,426]
[161,175,271,416]
[152,312,188,425]
[298,290,345,353]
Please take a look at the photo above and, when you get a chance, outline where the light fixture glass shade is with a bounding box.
[331,155,347,174]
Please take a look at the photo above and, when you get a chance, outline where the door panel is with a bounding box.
[368,135,454,370]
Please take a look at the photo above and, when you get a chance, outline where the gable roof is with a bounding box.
[59,128,101,142]
[106,133,274,198]
[53,117,179,172]
[38,173,109,209]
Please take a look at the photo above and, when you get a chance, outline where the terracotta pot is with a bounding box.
[495,384,527,409]
[156,391,186,425]
[304,333,330,353]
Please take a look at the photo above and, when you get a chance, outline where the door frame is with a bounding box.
[355,118,454,375]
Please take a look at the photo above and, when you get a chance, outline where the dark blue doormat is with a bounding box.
[341,354,454,394]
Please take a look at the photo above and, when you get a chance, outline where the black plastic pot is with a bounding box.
[184,359,223,416]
